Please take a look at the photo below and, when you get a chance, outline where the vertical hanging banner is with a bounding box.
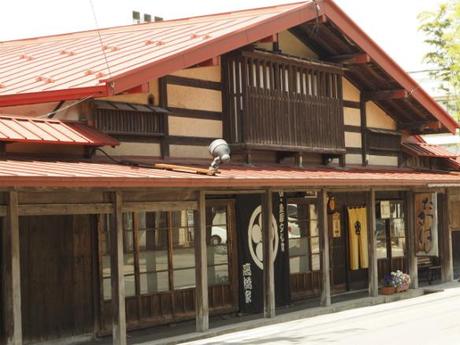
[275,192,290,307]
[347,207,369,270]
[236,193,290,314]
[415,193,438,256]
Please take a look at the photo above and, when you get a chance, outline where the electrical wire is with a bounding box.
[307,0,321,38]
[95,148,153,168]
[37,95,95,119]
[89,0,113,79]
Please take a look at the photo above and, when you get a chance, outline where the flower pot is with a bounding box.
[396,283,409,293]
[381,286,395,295]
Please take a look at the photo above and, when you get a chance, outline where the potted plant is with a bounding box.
[382,273,396,295]
[381,271,411,295]
[397,271,411,292]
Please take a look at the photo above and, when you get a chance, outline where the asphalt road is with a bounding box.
[183,285,460,345]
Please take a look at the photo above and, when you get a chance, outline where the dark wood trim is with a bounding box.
[159,77,170,158]
[168,107,222,121]
[132,213,142,321]
[346,147,362,155]
[111,135,162,143]
[230,143,346,155]
[167,136,213,146]
[110,191,127,345]
[363,89,409,101]
[360,98,368,166]
[164,75,222,91]
[3,191,22,345]
[194,191,209,331]
[344,125,361,133]
[262,190,275,318]
[405,192,418,289]
[327,53,371,65]
[367,149,400,157]
[166,212,175,317]
[343,100,361,109]
[367,189,378,297]
[96,214,107,332]
[319,189,331,306]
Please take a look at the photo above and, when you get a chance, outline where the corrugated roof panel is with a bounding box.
[0,0,455,134]
[402,143,457,158]
[0,160,459,188]
[0,2,305,96]
[0,115,119,146]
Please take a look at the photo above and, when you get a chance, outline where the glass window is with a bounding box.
[206,204,231,286]
[140,271,169,294]
[102,209,198,299]
[391,211,406,258]
[376,219,387,260]
[288,201,321,274]
[376,201,406,260]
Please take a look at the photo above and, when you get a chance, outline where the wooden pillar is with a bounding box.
[195,191,209,331]
[367,189,378,297]
[406,191,418,289]
[319,189,331,306]
[2,191,22,345]
[441,192,454,282]
[110,192,127,345]
[262,189,275,318]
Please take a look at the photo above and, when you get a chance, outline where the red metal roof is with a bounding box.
[0,1,315,105]
[0,115,118,146]
[0,1,456,134]
[0,160,459,188]
[402,143,457,158]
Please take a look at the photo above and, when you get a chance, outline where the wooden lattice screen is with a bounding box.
[222,50,345,154]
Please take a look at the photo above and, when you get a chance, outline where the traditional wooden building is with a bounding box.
[1,1,459,344]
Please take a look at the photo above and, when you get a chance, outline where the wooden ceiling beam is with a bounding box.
[363,89,409,101]
[399,120,442,133]
[327,53,371,65]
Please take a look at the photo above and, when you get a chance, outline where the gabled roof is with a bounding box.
[0,115,119,146]
[0,0,456,133]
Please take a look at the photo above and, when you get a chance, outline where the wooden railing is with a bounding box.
[223,50,345,154]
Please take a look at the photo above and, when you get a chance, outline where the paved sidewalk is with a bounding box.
[181,282,460,345]
[81,281,460,345]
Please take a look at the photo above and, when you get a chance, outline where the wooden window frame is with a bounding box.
[287,198,322,274]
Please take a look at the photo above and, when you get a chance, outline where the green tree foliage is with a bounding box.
[419,0,460,120]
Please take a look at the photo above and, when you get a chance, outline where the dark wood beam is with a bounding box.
[319,189,331,306]
[195,191,209,331]
[363,89,409,101]
[440,192,454,282]
[262,189,275,318]
[327,53,371,65]
[3,191,22,345]
[367,189,378,297]
[399,120,442,133]
[360,97,368,166]
[258,34,277,43]
[111,191,127,345]
[406,191,418,289]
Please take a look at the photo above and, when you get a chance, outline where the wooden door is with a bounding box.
[20,215,95,342]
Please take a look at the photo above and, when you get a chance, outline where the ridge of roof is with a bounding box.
[0,1,309,45]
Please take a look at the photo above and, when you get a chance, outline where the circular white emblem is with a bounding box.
[248,205,279,269]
